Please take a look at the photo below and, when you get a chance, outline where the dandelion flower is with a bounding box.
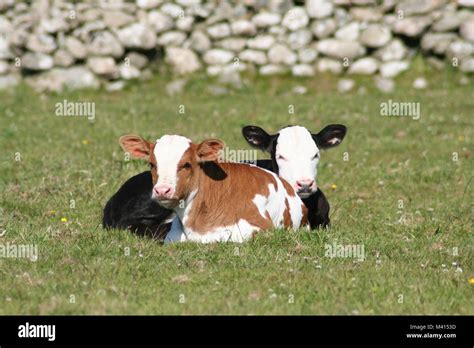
[331,184,337,190]
[82,139,89,145]
[60,217,68,223]
[469,278,474,284]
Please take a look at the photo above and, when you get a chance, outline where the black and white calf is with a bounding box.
[102,170,173,239]
[102,124,346,237]
[241,124,346,229]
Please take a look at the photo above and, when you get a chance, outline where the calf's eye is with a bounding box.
[180,162,192,170]
[313,153,320,159]
[277,154,287,161]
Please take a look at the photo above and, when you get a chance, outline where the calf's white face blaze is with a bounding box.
[151,135,224,209]
[276,126,319,198]
[152,135,191,205]
[118,133,194,208]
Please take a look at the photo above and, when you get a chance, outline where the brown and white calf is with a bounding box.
[119,134,308,243]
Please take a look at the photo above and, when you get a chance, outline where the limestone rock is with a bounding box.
[392,16,432,37]
[317,39,366,59]
[348,57,379,74]
[136,0,161,9]
[268,44,297,65]
[103,10,135,29]
[157,31,187,46]
[176,16,194,32]
[0,60,9,75]
[460,56,474,72]
[53,50,74,67]
[0,35,12,59]
[105,80,125,92]
[161,3,184,18]
[380,60,410,78]
[338,78,355,93]
[374,75,395,93]
[412,77,428,89]
[207,23,231,39]
[247,35,275,50]
[460,19,474,43]
[26,66,99,92]
[287,29,312,50]
[147,11,174,33]
[396,0,446,16]
[432,10,471,32]
[350,7,383,22]
[203,49,234,65]
[39,17,69,34]
[117,23,156,49]
[374,39,408,61]
[421,32,457,54]
[231,20,257,36]
[87,31,124,58]
[311,18,337,38]
[239,49,267,65]
[306,0,334,18]
[252,12,281,27]
[26,33,57,54]
[446,40,473,60]
[282,7,309,31]
[458,0,474,7]
[64,37,87,60]
[298,47,318,63]
[189,31,211,53]
[165,47,201,74]
[335,22,360,41]
[119,63,141,80]
[22,52,54,71]
[216,38,247,52]
[125,52,149,69]
[87,57,119,77]
[360,24,392,48]
[317,58,343,74]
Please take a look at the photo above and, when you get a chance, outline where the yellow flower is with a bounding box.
[457,135,464,142]
[331,184,337,190]
[82,139,89,145]
[60,217,68,223]
[469,278,474,284]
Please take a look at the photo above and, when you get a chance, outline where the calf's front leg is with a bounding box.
[302,189,330,229]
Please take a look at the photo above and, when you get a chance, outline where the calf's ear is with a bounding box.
[312,124,347,149]
[119,134,153,160]
[196,139,225,162]
[242,125,273,152]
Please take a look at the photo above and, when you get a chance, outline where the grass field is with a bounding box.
[0,59,473,315]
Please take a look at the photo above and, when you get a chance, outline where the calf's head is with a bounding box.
[119,134,224,209]
[242,124,346,198]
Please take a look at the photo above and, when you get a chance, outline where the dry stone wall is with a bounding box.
[0,0,473,92]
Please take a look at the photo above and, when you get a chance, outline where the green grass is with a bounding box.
[0,59,473,315]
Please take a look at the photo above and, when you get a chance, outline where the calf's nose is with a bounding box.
[296,178,315,190]
[154,184,174,199]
